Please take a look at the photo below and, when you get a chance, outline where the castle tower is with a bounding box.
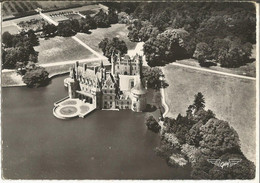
[102,68,107,80]
[117,52,121,64]
[136,54,143,76]
[130,75,147,112]
[69,67,74,79]
[68,81,76,98]
[111,52,115,75]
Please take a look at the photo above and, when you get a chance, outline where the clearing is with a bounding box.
[34,36,97,64]
[2,25,20,34]
[162,64,256,163]
[75,24,137,54]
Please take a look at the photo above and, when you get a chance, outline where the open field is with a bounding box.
[34,37,97,64]
[3,14,44,25]
[2,1,38,18]
[76,24,137,54]
[2,1,92,18]
[177,44,256,78]
[162,64,256,163]
[2,14,46,34]
[2,25,20,34]
[177,59,256,78]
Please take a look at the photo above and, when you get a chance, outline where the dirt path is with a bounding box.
[170,62,256,81]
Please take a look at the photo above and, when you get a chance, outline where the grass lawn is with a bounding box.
[34,36,97,64]
[76,24,138,54]
[177,44,256,77]
[2,25,20,34]
[162,64,256,163]
[3,14,44,26]
[177,59,256,78]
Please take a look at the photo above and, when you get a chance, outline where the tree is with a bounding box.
[3,47,26,69]
[193,92,205,112]
[83,15,97,29]
[143,28,189,67]
[191,153,255,179]
[108,7,118,24]
[145,116,161,133]
[22,66,49,88]
[57,21,76,37]
[209,153,255,179]
[199,118,241,156]
[42,24,57,37]
[142,67,167,90]
[2,31,14,47]
[98,37,128,61]
[193,42,212,65]
[27,29,39,46]
[93,9,110,28]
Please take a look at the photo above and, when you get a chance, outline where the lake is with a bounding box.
[1,75,191,179]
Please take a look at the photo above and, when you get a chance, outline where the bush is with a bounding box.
[22,67,49,88]
[145,116,161,133]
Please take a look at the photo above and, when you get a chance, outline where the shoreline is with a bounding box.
[2,70,70,88]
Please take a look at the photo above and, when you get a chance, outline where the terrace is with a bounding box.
[53,98,96,119]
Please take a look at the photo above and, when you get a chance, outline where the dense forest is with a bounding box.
[108,2,256,68]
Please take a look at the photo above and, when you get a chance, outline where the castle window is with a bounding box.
[110,90,112,93]
[127,101,129,104]
[131,81,134,88]
[110,96,112,99]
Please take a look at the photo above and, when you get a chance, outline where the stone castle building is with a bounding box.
[65,53,147,112]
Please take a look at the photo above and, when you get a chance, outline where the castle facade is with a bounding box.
[65,53,147,112]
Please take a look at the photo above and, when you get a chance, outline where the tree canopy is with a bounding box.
[98,37,128,61]
[123,2,256,68]
[22,66,49,88]
[2,31,39,69]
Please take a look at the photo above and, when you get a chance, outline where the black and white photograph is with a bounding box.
[0,0,259,181]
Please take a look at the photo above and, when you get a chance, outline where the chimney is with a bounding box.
[75,61,79,79]
[103,68,106,80]
[83,63,87,71]
[94,66,98,74]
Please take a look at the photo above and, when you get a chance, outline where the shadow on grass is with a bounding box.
[143,104,157,112]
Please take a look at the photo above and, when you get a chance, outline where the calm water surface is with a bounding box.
[2,75,191,179]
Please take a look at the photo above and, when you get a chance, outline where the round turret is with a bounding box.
[131,79,147,112]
